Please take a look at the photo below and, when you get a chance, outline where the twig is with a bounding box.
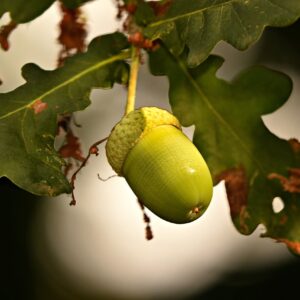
[97,173,118,182]
[137,199,153,240]
[70,137,108,205]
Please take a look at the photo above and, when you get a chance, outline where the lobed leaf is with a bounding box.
[0,32,130,196]
[0,0,92,23]
[149,47,300,254]
[0,0,55,23]
[144,0,300,67]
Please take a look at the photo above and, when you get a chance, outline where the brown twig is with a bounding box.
[70,137,108,205]
[0,21,17,51]
[137,199,153,240]
[57,2,87,66]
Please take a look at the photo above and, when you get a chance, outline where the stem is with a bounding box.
[70,137,108,206]
[125,46,140,115]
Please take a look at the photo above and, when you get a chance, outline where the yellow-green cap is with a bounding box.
[106,107,181,175]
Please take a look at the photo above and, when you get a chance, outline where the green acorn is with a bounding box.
[106,107,213,224]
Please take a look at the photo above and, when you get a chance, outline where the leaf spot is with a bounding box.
[217,167,248,218]
[31,99,48,114]
[279,215,288,225]
[277,239,300,255]
[289,138,300,153]
[239,206,250,234]
[268,168,300,194]
[148,0,173,17]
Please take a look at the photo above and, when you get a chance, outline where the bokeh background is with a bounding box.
[1,1,300,299]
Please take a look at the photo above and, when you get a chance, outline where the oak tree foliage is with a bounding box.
[0,0,300,254]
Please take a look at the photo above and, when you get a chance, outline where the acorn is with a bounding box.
[105,107,213,224]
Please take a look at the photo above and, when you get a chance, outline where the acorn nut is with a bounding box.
[105,107,213,224]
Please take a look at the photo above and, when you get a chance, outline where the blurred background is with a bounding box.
[1,1,300,299]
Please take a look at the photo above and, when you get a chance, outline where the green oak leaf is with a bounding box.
[134,1,156,27]
[0,32,129,196]
[144,0,300,67]
[0,0,92,23]
[62,0,93,10]
[0,0,55,23]
[149,47,300,254]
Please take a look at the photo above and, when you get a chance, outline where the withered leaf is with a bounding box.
[150,47,300,254]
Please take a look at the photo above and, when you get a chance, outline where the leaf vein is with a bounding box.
[0,50,130,121]
[21,109,29,154]
[176,57,266,175]
[231,4,250,38]
[263,0,296,15]
[148,0,235,28]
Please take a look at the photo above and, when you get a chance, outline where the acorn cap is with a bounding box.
[106,107,181,175]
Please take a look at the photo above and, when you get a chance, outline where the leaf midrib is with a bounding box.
[0,50,130,121]
[176,57,267,176]
[147,0,234,28]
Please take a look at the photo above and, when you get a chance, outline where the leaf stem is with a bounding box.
[125,46,140,115]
